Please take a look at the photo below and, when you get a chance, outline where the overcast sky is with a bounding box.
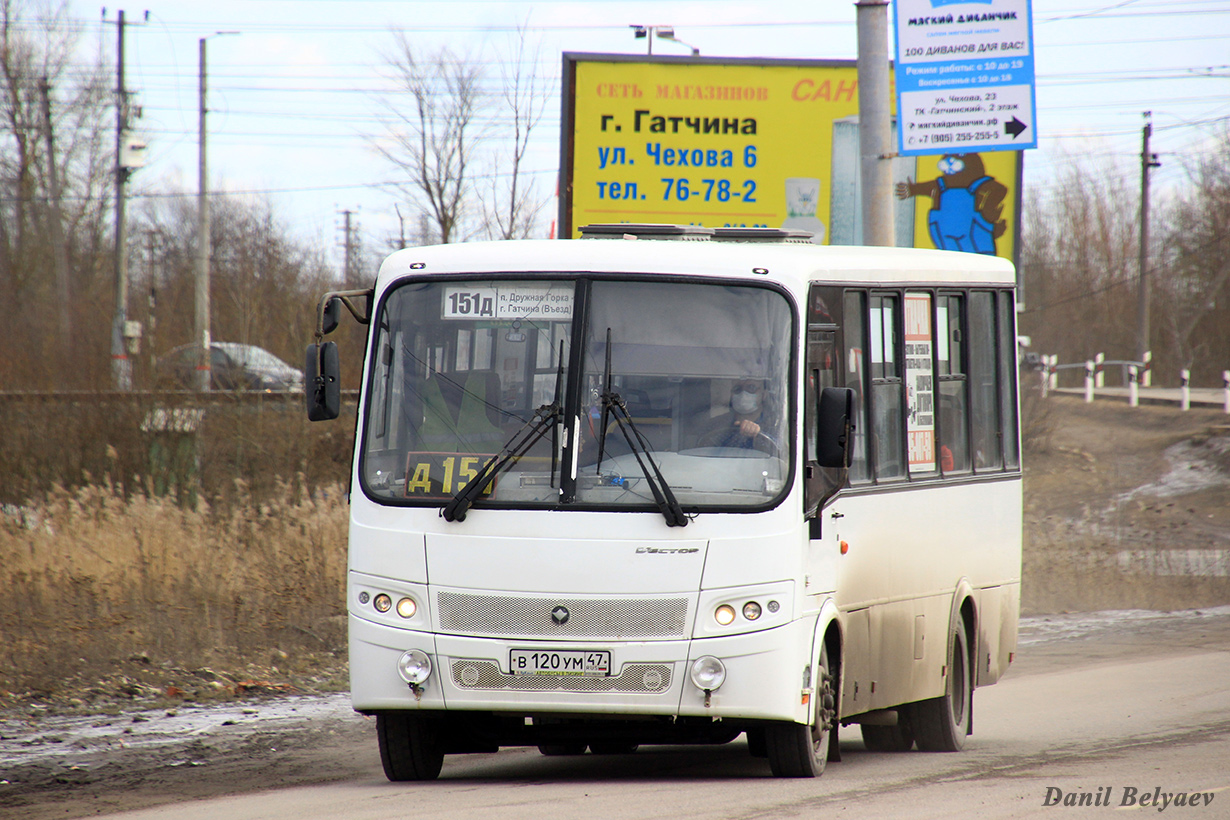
[57,0,1230,270]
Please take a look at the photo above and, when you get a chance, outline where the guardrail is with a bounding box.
[1033,353,1229,412]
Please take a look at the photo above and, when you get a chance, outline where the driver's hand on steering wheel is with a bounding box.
[735,419,761,439]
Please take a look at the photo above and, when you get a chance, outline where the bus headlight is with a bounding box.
[397,649,432,685]
[714,604,736,626]
[742,601,762,620]
[395,597,417,619]
[689,656,726,691]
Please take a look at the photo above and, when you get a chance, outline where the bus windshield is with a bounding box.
[360,276,793,512]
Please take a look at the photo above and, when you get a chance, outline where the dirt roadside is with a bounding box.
[1021,394,1230,613]
[2,395,1228,819]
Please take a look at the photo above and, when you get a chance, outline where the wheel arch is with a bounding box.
[948,578,979,734]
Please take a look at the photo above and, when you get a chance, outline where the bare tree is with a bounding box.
[134,192,335,372]
[0,0,113,389]
[1156,127,1230,381]
[482,23,549,240]
[375,36,484,244]
[1018,152,1140,374]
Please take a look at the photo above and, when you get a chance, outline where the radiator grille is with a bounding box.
[450,660,672,693]
[437,592,689,639]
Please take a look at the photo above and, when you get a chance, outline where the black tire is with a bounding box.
[913,618,972,752]
[861,719,915,752]
[377,713,445,781]
[537,743,588,756]
[588,742,639,755]
[745,728,768,758]
[765,645,835,777]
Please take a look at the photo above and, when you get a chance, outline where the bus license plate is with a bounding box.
[510,649,611,677]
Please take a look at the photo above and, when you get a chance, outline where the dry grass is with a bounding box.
[0,479,348,697]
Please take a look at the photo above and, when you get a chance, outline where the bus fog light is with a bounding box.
[690,656,726,691]
[397,650,432,685]
[715,604,736,626]
[395,597,417,618]
[373,593,392,613]
[743,601,762,620]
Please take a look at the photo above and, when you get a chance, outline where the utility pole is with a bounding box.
[342,209,354,283]
[195,35,211,392]
[111,9,132,391]
[1135,112,1161,364]
[194,32,238,392]
[856,0,893,247]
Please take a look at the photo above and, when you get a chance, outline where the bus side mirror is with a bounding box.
[815,387,854,469]
[306,341,341,421]
[320,297,341,335]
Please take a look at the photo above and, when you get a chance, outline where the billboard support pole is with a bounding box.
[857,0,893,247]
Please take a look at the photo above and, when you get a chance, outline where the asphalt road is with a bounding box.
[10,608,1230,820]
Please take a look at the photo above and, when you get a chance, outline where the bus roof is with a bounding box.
[374,237,1017,294]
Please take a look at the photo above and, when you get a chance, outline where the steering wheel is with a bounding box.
[696,427,779,456]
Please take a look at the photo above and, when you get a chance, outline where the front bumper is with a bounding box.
[349,612,817,725]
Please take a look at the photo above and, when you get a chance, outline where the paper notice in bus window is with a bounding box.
[404,452,496,499]
[904,293,936,471]
[496,285,574,320]
[442,285,574,321]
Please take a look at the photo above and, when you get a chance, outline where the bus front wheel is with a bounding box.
[765,645,835,777]
[377,712,445,781]
[912,619,971,752]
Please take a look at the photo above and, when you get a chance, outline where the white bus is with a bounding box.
[306,224,1021,780]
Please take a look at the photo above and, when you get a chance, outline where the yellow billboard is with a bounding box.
[560,54,1020,268]
[562,55,861,241]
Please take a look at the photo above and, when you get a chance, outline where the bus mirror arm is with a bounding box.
[315,288,373,336]
[305,288,371,422]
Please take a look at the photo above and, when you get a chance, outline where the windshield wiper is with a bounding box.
[442,343,564,522]
[595,329,688,528]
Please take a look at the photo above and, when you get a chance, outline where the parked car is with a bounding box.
[156,342,304,392]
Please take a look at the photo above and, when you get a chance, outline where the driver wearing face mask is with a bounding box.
[694,378,776,451]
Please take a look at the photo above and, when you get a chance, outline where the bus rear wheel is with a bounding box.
[377,713,445,781]
[765,646,835,777]
[912,619,971,752]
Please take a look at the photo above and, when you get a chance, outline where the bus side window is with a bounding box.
[869,294,904,481]
[843,291,870,483]
[936,294,970,474]
[968,291,1002,470]
[998,291,1021,470]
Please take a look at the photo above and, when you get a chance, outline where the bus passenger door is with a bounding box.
[804,283,845,598]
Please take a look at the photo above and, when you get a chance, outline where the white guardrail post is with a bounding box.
[1048,355,1059,391]
[1094,352,1105,388]
[1223,370,1229,414]
[1084,360,1095,403]
[1142,351,1152,387]
[1180,369,1191,411]
[1129,366,1139,407]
